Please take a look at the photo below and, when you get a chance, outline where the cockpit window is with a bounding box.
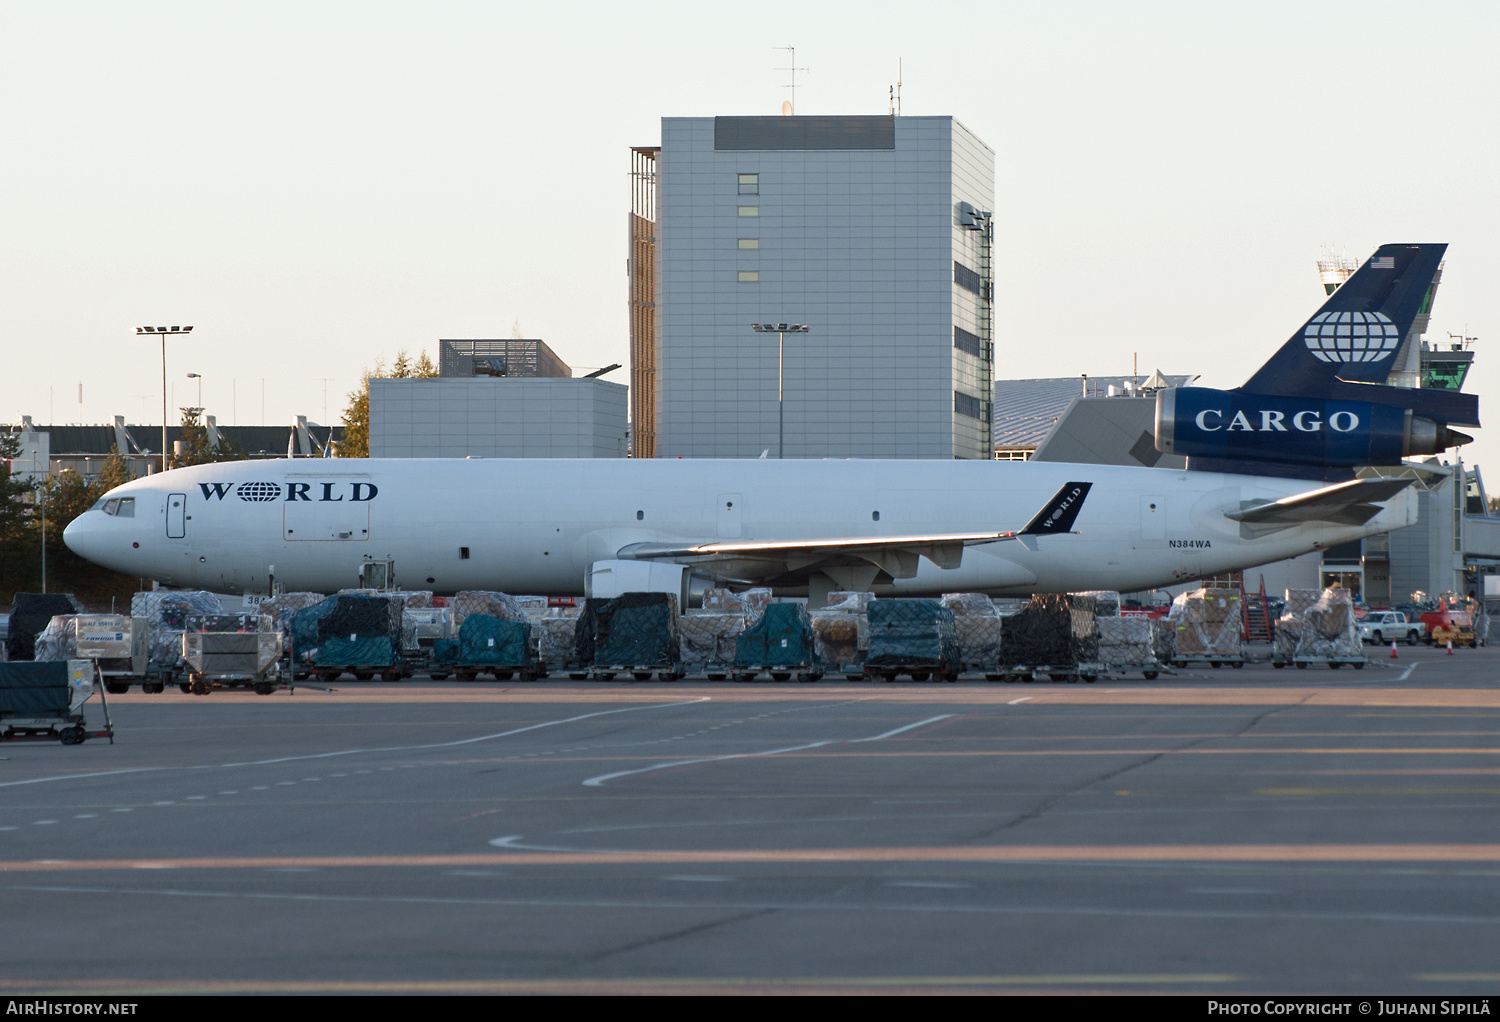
[103,499,120,515]
[90,497,109,511]
[101,497,135,518]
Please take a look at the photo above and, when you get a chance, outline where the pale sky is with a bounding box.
[2,1,1496,471]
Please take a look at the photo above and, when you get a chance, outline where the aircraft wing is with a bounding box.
[1224,477,1414,527]
[616,482,1091,580]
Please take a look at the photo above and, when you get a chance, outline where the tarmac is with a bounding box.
[2,643,1499,995]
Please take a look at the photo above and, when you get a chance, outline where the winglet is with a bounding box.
[1020,482,1092,535]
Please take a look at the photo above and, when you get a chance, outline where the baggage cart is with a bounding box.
[0,660,114,745]
[863,599,959,682]
[988,663,1103,683]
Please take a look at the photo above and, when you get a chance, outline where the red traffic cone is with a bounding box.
[1447,639,1455,655]
[1390,641,1399,659]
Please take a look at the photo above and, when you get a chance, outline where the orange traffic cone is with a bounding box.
[1447,639,1455,655]
[1390,641,1399,659]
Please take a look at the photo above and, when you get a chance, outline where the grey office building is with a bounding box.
[630,115,996,460]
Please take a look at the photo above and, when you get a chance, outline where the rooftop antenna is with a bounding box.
[775,46,808,115]
[896,57,902,116]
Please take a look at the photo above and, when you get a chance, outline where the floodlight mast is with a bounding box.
[136,325,193,471]
[749,322,811,458]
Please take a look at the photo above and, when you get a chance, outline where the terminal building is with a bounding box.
[630,114,996,460]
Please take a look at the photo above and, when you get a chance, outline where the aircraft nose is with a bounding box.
[63,511,101,562]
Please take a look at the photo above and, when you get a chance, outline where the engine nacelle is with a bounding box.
[1156,387,1470,468]
[585,560,715,608]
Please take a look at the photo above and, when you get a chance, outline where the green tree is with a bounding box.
[339,348,438,458]
[340,356,386,459]
[0,429,34,545]
[38,469,99,557]
[95,444,133,493]
[169,407,214,469]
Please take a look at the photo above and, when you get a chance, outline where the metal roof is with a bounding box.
[15,424,343,459]
[992,376,1194,448]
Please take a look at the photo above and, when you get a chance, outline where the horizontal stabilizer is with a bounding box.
[1225,477,1414,527]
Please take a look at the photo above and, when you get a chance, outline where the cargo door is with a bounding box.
[283,476,372,541]
[166,492,187,539]
[717,493,742,539]
[1140,496,1165,540]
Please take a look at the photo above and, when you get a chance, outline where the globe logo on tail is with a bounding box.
[1303,311,1400,364]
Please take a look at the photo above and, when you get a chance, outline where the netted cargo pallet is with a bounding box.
[863,599,960,681]
[809,592,871,672]
[582,593,683,680]
[1097,615,1166,679]
[1273,587,1365,669]
[1167,588,1244,668]
[429,616,541,681]
[942,593,1002,674]
[680,613,745,679]
[733,603,821,681]
[993,594,1101,681]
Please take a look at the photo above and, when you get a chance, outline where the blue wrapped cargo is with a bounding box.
[734,603,820,681]
[865,599,961,681]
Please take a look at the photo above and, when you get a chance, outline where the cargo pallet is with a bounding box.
[1169,654,1246,669]
[862,664,957,682]
[434,660,547,682]
[589,665,685,682]
[1273,655,1367,670]
[733,664,823,682]
[1100,661,1167,680]
[988,663,1103,683]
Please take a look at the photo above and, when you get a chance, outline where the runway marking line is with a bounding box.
[7,844,1500,872]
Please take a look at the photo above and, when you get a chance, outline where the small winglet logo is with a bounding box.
[1303,311,1400,364]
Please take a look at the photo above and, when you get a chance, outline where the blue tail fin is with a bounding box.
[1240,243,1445,397]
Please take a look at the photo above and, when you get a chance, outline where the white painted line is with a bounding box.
[851,715,954,743]
[1008,696,1034,705]
[580,741,833,788]
[214,698,712,769]
[0,768,159,790]
[218,791,238,795]
[185,796,206,800]
[73,814,97,820]
[0,827,16,831]
[1397,662,1423,682]
[33,820,57,826]
[110,808,132,813]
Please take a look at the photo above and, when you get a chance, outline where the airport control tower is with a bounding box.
[1318,247,1460,391]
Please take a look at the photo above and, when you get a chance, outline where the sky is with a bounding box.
[2,1,1496,467]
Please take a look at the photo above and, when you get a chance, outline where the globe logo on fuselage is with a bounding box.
[236,481,281,502]
[1303,311,1400,363]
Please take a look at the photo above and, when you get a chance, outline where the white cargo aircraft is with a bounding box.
[63,456,1416,602]
[66,244,1471,602]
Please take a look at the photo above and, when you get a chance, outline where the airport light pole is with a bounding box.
[750,322,810,459]
[137,326,193,472]
[187,372,203,413]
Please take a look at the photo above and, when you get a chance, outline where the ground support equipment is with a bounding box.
[1285,654,1367,670]
[990,663,1101,683]
[1101,661,1167,681]
[1170,653,1247,669]
[0,660,114,745]
[182,617,285,695]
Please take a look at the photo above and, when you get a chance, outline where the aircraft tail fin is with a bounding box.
[1240,243,1446,396]
[1020,482,1092,535]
